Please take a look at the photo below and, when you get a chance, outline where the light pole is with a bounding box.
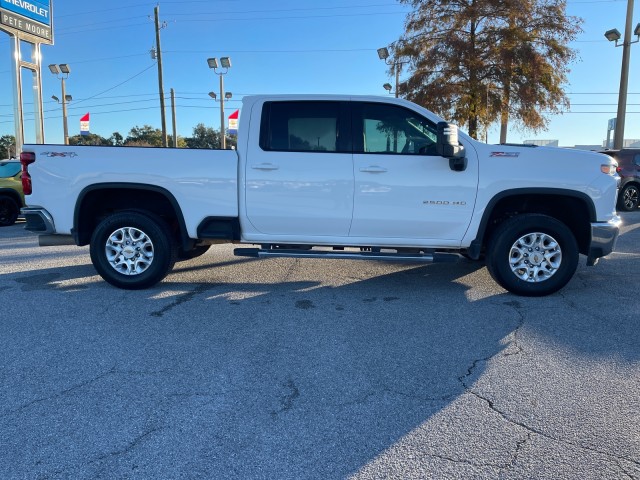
[377,47,408,98]
[605,0,640,150]
[48,64,71,145]
[207,57,232,149]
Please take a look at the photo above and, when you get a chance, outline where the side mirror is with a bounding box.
[436,122,467,171]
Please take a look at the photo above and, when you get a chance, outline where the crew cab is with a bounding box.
[20,95,621,296]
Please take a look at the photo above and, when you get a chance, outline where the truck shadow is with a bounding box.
[2,250,639,478]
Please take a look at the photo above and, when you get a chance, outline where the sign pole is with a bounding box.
[9,33,25,154]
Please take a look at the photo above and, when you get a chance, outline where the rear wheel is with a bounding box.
[486,214,578,296]
[90,211,177,289]
[0,195,19,227]
[618,184,639,211]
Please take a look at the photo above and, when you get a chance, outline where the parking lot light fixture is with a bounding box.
[49,63,71,145]
[377,46,408,98]
[605,28,622,43]
[207,56,232,149]
[377,47,389,60]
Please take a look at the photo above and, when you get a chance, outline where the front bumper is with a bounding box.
[587,216,622,266]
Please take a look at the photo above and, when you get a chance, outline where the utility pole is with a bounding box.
[614,0,635,150]
[154,5,168,147]
[170,88,177,148]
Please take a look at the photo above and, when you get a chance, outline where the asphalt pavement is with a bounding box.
[1,212,639,479]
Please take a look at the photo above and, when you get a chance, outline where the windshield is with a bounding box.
[0,161,21,178]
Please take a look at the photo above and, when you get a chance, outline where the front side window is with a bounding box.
[634,154,640,166]
[260,101,347,153]
[354,103,438,155]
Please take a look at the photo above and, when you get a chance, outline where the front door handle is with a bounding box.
[251,163,279,171]
[359,166,388,173]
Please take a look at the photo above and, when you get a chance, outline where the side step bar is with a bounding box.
[234,247,464,263]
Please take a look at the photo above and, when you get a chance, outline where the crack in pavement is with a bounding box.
[432,432,532,473]
[455,302,640,471]
[150,283,217,317]
[1,365,118,417]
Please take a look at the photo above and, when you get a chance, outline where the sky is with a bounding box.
[0,0,638,148]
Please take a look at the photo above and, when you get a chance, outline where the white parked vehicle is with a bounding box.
[20,95,621,296]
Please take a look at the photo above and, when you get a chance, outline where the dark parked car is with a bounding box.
[601,149,640,211]
[0,159,25,226]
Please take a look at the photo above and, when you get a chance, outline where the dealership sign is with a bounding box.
[0,0,52,43]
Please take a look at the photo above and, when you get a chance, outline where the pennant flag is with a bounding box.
[228,110,239,135]
[80,113,90,136]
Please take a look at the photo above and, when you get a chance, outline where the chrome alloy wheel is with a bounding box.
[105,227,154,275]
[623,185,639,210]
[509,232,562,283]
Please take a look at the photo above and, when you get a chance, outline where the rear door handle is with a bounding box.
[359,166,388,173]
[251,163,279,171]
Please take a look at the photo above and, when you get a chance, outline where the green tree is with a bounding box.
[109,132,124,146]
[168,136,188,148]
[392,0,581,141]
[125,125,164,147]
[185,123,221,149]
[0,135,16,158]
[69,133,110,146]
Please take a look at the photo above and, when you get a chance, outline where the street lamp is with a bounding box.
[605,0,640,149]
[49,64,71,145]
[207,56,232,149]
[377,47,408,98]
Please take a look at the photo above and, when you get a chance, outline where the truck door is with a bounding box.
[244,101,353,236]
[350,102,478,242]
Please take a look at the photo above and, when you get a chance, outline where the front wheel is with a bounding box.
[618,184,639,211]
[90,211,177,289]
[486,214,579,297]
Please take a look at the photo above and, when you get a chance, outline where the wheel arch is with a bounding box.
[468,188,596,259]
[73,183,189,249]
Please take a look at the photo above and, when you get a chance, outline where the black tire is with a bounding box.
[618,184,639,212]
[90,211,177,290]
[177,244,211,261]
[0,195,19,227]
[486,214,579,297]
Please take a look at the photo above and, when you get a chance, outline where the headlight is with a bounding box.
[600,162,617,175]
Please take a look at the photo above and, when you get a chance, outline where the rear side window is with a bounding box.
[260,101,350,153]
[634,154,640,166]
[0,162,21,178]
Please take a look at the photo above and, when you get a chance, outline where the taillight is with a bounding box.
[20,151,35,195]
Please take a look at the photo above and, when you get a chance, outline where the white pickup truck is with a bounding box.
[20,94,621,296]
